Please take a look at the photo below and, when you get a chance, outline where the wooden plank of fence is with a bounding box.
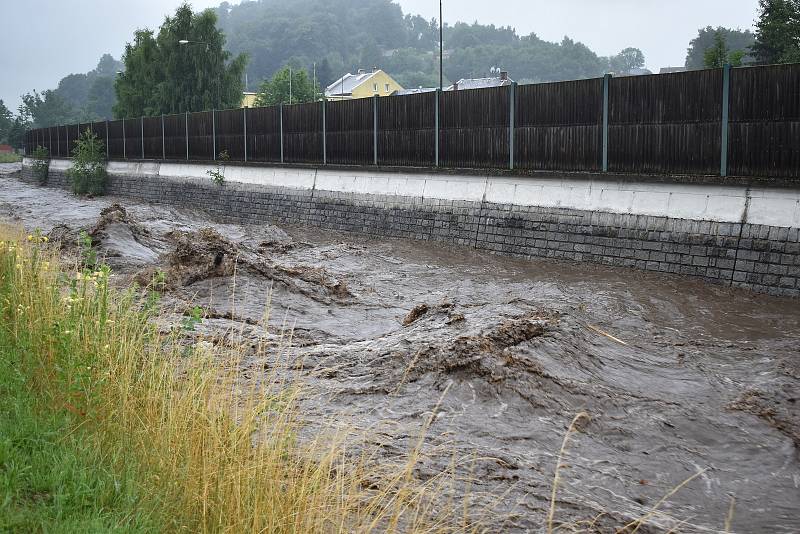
[515,78,603,172]
[327,98,373,166]
[187,111,213,160]
[215,108,245,161]
[439,86,509,169]
[378,91,435,167]
[608,69,723,175]
[283,102,322,164]
[246,106,281,162]
[729,63,800,178]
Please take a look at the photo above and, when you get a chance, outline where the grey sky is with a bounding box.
[1,0,760,112]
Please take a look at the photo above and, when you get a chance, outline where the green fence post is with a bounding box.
[141,117,145,159]
[509,81,516,170]
[122,120,126,160]
[721,63,731,177]
[373,95,379,165]
[279,103,284,164]
[602,73,611,172]
[435,89,440,167]
[243,107,248,162]
[105,121,109,159]
[322,99,327,165]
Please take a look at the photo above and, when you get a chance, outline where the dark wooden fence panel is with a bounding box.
[609,69,722,174]
[90,121,108,158]
[516,79,603,171]
[121,119,143,160]
[163,114,186,159]
[283,102,322,164]
[378,92,435,167]
[215,109,245,161]
[246,106,281,162]
[440,86,509,168]
[187,111,213,160]
[729,63,800,178]
[328,98,373,165]
[107,120,125,159]
[142,117,162,159]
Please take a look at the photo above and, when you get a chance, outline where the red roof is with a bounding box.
[0,144,14,153]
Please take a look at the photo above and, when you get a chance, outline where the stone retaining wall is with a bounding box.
[18,163,800,298]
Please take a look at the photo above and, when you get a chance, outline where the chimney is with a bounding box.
[500,71,508,81]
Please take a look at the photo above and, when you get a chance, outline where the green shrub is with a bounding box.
[0,153,22,163]
[206,149,230,186]
[67,130,107,196]
[31,146,50,185]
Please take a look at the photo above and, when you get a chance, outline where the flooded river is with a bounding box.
[2,166,798,532]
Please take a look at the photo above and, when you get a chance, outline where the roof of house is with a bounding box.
[326,70,381,96]
[659,67,688,74]
[395,87,437,96]
[445,76,514,91]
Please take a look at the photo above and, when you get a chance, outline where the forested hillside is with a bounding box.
[214,0,641,90]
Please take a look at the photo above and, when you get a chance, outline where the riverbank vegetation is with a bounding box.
[0,228,484,532]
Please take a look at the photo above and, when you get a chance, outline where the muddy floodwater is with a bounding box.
[2,166,799,532]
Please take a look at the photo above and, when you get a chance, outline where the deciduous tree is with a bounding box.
[254,67,317,107]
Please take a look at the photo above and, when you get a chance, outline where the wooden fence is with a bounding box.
[24,63,800,179]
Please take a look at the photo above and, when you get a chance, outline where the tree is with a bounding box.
[254,66,317,106]
[114,3,247,118]
[752,0,800,64]
[20,90,83,128]
[609,47,645,73]
[686,27,755,69]
[703,31,745,68]
[0,100,13,143]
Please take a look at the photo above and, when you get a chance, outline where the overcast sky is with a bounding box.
[0,0,760,112]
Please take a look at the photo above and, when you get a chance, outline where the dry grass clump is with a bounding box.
[0,227,487,533]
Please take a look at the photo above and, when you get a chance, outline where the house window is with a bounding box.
[373,83,378,92]
[385,83,390,92]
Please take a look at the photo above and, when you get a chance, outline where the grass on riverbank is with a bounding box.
[0,228,484,533]
[0,153,22,163]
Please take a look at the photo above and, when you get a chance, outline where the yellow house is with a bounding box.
[241,92,258,108]
[325,69,404,101]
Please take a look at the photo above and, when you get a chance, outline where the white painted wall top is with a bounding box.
[26,158,800,228]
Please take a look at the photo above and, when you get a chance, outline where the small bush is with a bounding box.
[207,149,230,186]
[31,146,50,185]
[0,152,22,163]
[67,130,107,196]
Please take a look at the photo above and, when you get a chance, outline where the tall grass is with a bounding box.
[0,152,22,163]
[0,229,485,533]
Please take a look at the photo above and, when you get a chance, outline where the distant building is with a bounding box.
[659,67,688,74]
[446,71,513,91]
[0,144,13,154]
[396,87,437,96]
[325,69,404,101]
[618,67,654,77]
[242,92,258,108]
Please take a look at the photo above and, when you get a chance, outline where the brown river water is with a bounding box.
[1,164,799,532]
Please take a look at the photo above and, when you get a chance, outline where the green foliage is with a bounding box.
[254,67,318,106]
[608,47,646,74]
[78,230,97,269]
[0,100,12,144]
[686,27,755,69]
[19,91,82,129]
[114,4,248,118]
[752,0,800,64]
[31,146,50,185]
[0,153,21,163]
[207,150,230,185]
[703,31,745,68]
[217,0,641,92]
[67,130,107,196]
[181,306,204,332]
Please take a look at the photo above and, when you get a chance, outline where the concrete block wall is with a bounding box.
[17,161,800,298]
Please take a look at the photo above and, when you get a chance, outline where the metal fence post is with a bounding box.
[279,103,284,164]
[721,63,731,177]
[105,121,109,159]
[212,109,216,161]
[122,120,127,160]
[435,89,440,167]
[322,99,327,165]
[602,73,611,172]
[373,95,379,165]
[185,112,189,160]
[57,126,60,157]
[48,128,52,157]
[509,82,516,170]
[141,117,145,159]
[161,114,165,160]
[243,107,248,162]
